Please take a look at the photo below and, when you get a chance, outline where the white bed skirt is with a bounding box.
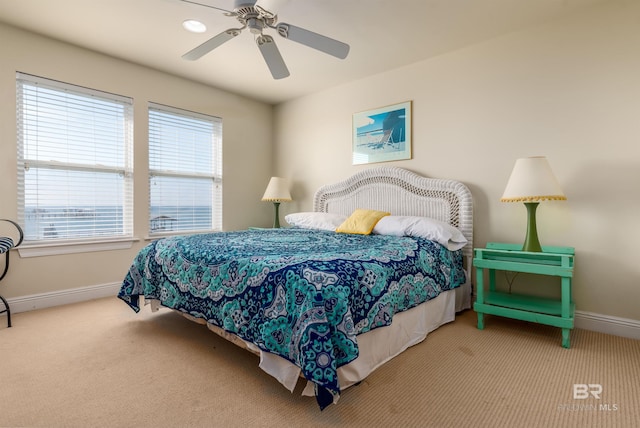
[301,288,456,396]
[455,279,471,313]
[154,287,457,400]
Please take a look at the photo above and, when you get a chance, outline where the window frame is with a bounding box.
[15,72,135,257]
[147,102,223,237]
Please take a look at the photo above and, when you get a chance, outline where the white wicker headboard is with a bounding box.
[313,166,473,259]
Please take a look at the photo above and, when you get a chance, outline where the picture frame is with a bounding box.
[352,101,412,165]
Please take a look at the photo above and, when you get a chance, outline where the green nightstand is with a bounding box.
[473,242,575,348]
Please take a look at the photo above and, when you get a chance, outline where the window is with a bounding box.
[148,103,222,235]
[16,73,134,244]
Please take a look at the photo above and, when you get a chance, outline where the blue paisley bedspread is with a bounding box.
[118,228,465,409]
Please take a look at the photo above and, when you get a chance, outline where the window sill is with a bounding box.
[17,237,140,258]
[145,229,220,241]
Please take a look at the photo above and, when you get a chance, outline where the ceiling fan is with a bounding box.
[180,0,350,79]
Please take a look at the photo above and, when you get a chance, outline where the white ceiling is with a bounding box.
[0,0,607,104]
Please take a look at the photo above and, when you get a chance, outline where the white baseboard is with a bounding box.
[7,282,121,314]
[575,310,640,341]
[5,285,640,341]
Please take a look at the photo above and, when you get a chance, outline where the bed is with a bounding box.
[118,166,473,409]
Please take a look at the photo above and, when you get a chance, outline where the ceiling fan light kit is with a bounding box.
[181,0,350,79]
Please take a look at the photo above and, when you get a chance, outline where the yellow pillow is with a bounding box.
[336,209,391,235]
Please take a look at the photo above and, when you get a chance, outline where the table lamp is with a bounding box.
[501,156,566,252]
[261,177,292,228]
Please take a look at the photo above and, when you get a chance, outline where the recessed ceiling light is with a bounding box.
[183,19,207,33]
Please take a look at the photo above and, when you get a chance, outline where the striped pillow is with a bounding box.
[0,237,15,254]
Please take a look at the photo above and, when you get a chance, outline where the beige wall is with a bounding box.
[0,23,274,299]
[2,1,639,323]
[274,0,640,321]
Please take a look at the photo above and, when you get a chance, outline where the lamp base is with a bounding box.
[522,202,542,252]
[272,202,281,228]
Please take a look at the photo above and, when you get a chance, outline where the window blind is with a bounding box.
[16,72,134,242]
[148,103,222,234]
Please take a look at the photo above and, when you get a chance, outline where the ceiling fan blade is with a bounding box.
[256,35,290,79]
[182,29,241,61]
[275,23,349,59]
[254,0,290,18]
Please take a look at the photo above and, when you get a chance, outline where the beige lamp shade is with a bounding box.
[501,156,566,202]
[261,177,292,202]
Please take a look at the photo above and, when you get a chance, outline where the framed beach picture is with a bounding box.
[352,101,412,165]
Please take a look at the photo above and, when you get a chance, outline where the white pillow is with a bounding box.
[284,212,348,231]
[371,215,416,236]
[373,215,468,251]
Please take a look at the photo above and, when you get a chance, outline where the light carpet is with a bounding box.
[0,297,638,427]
